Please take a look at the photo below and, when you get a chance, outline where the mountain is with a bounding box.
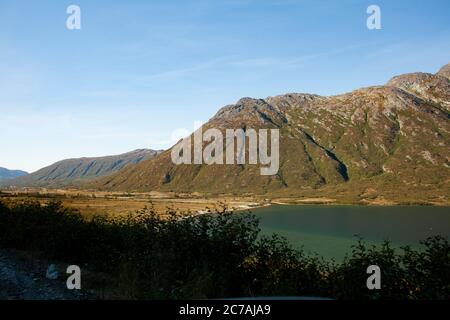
[2,149,162,188]
[438,63,450,79]
[0,167,28,181]
[84,63,450,203]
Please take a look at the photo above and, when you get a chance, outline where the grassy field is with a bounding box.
[0,188,263,218]
[1,182,448,221]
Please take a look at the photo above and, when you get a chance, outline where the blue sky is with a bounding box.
[1,0,449,172]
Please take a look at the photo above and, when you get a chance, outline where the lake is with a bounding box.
[253,205,450,261]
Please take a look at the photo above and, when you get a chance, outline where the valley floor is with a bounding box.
[0,189,264,217]
[1,187,448,219]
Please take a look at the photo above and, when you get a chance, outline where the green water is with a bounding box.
[253,205,450,261]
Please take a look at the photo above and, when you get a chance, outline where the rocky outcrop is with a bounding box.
[437,63,450,79]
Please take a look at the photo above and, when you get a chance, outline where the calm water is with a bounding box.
[253,205,450,261]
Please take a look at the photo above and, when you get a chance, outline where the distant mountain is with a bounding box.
[2,149,162,188]
[89,63,450,203]
[0,167,28,181]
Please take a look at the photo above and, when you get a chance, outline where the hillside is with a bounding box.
[2,149,162,188]
[0,168,28,181]
[86,63,450,203]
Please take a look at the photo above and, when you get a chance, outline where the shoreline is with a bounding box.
[1,189,449,219]
[266,198,450,207]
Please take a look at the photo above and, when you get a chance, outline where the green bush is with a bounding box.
[0,200,448,300]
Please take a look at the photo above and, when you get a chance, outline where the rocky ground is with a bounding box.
[0,249,90,300]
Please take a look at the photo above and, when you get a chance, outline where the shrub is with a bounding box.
[0,200,448,300]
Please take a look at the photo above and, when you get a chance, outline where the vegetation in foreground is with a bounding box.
[0,200,449,300]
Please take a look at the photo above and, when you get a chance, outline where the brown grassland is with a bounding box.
[0,188,265,218]
[1,183,448,221]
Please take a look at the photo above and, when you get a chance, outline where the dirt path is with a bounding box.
[0,249,90,300]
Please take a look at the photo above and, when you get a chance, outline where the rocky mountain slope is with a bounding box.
[0,168,28,181]
[86,63,450,203]
[2,149,162,188]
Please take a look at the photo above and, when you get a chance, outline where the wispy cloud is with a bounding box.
[137,58,226,82]
[363,35,450,73]
[0,114,72,131]
[228,42,383,68]
[365,42,408,59]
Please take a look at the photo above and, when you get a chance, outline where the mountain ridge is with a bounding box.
[2,149,162,188]
[0,167,28,181]
[86,63,450,203]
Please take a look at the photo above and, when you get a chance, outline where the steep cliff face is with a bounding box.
[89,64,450,202]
